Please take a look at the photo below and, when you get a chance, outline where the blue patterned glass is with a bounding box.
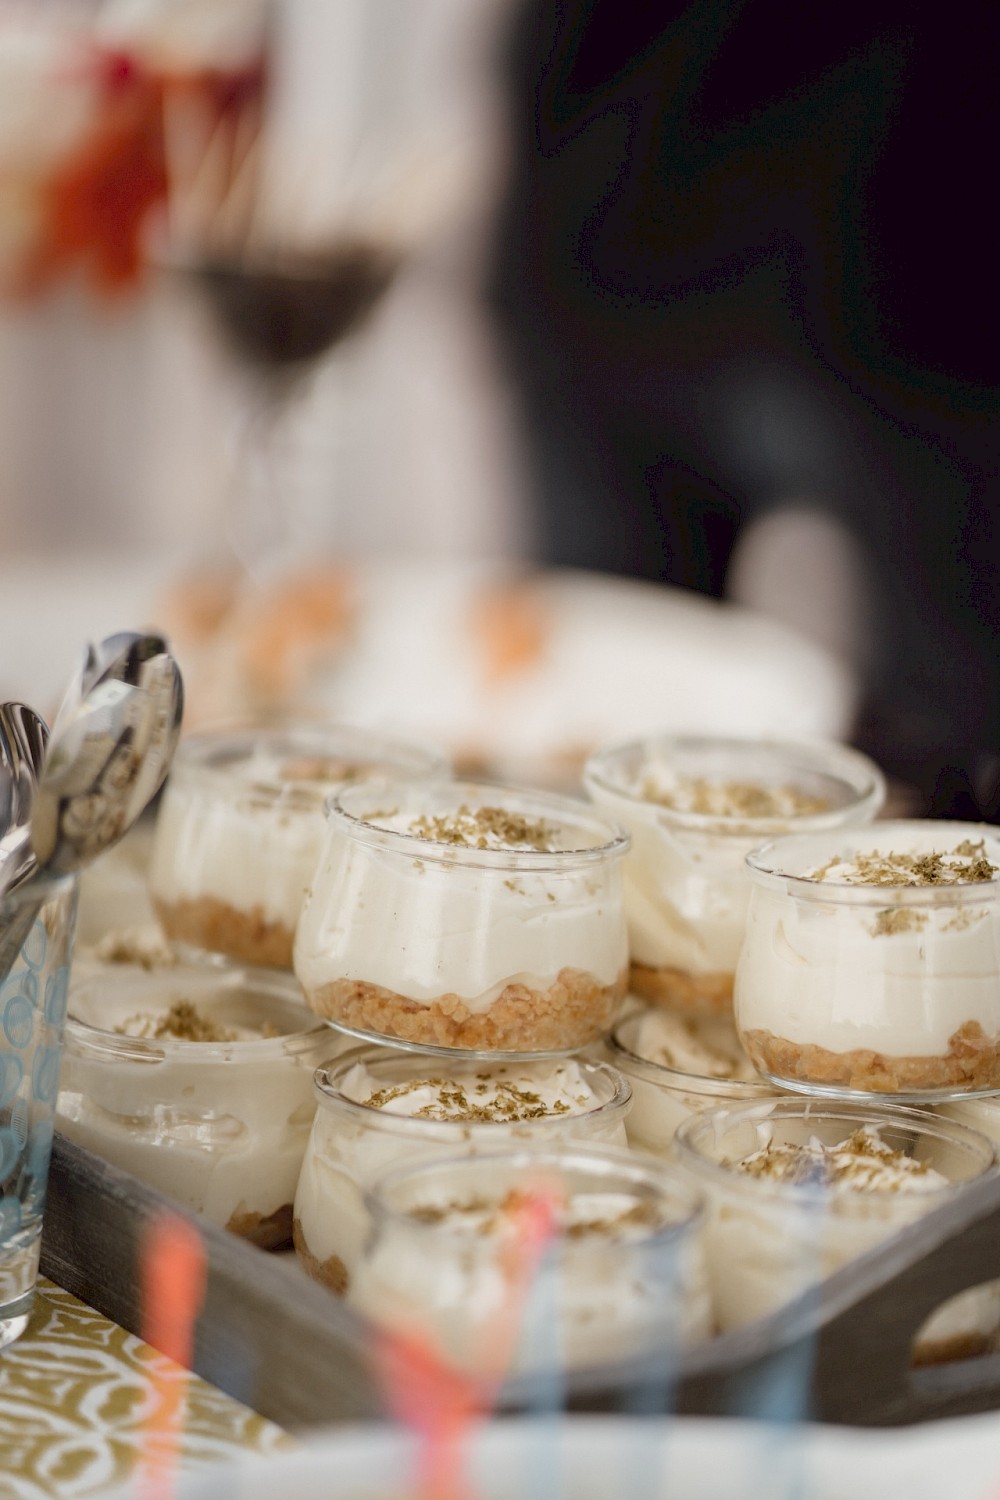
[0,873,78,1348]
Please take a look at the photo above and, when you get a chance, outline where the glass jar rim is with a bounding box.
[746,819,1000,905]
[583,734,885,836]
[167,721,448,803]
[314,1044,633,1135]
[674,1097,997,1203]
[324,777,630,871]
[65,967,329,1063]
[364,1142,704,1243]
[607,1012,774,1099]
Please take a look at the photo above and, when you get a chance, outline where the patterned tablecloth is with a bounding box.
[0,1279,292,1500]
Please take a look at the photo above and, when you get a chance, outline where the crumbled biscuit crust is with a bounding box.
[304,967,627,1052]
[154,895,295,970]
[744,1022,1000,1093]
[630,962,734,1017]
[293,1218,350,1295]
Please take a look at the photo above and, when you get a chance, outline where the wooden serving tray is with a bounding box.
[41,1134,1000,1432]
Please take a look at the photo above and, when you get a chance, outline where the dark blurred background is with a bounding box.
[487,0,1000,818]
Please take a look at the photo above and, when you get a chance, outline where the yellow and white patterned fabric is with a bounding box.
[0,1279,292,1499]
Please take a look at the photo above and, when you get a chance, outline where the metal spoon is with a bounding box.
[0,637,183,980]
[29,634,183,874]
[0,703,49,889]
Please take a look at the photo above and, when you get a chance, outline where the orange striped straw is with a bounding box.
[376,1182,559,1500]
[140,1211,207,1500]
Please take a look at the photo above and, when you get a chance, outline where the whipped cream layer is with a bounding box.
[585,739,882,976]
[736,823,1000,1061]
[57,965,330,1235]
[293,1051,630,1290]
[350,1161,710,1372]
[338,1056,608,1121]
[678,1108,988,1331]
[610,1007,772,1156]
[735,1126,948,1192]
[149,773,324,931]
[294,790,627,1012]
[625,1007,760,1082]
[149,731,446,936]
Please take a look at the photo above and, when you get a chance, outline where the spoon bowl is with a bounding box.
[0,634,183,981]
[30,642,183,873]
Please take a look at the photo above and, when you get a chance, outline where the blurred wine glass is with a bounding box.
[158,0,439,580]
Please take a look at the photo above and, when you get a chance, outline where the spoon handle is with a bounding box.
[0,892,42,986]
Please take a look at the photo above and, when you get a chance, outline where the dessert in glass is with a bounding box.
[292,1045,631,1295]
[605,1005,777,1156]
[675,1099,994,1332]
[926,1094,1000,1361]
[583,735,884,1016]
[57,960,333,1248]
[293,779,630,1053]
[737,821,1000,1098]
[351,1146,710,1376]
[148,723,447,969]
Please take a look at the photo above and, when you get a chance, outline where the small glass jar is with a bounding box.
[147,723,448,970]
[583,735,884,1016]
[57,960,334,1248]
[605,1006,778,1156]
[293,778,630,1054]
[737,820,1000,1100]
[925,1095,1000,1362]
[292,1045,631,1295]
[351,1146,710,1376]
[675,1099,995,1332]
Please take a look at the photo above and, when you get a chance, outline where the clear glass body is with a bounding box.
[352,1146,710,1376]
[292,1044,632,1295]
[57,960,333,1248]
[736,820,1000,1101]
[604,1006,778,1157]
[147,722,447,969]
[675,1099,995,1332]
[0,871,78,1349]
[293,777,630,1055]
[583,735,885,1016]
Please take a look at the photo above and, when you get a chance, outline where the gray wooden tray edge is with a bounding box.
[41,1134,1000,1432]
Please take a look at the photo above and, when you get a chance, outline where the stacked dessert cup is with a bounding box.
[288,772,713,1375]
[585,731,1000,1360]
[58,722,449,1249]
[60,721,1000,1375]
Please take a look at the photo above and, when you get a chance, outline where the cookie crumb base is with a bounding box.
[743,1020,1000,1094]
[630,962,733,1018]
[293,1218,349,1295]
[304,967,627,1052]
[912,1331,996,1367]
[154,894,295,970]
[226,1202,293,1251]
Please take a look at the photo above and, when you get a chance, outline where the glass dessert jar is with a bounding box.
[147,723,447,970]
[604,1006,778,1156]
[351,1146,710,1376]
[293,778,630,1054]
[736,821,1000,1100]
[675,1099,995,1333]
[57,959,334,1248]
[292,1045,631,1295]
[925,1095,1000,1362]
[583,734,884,1016]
